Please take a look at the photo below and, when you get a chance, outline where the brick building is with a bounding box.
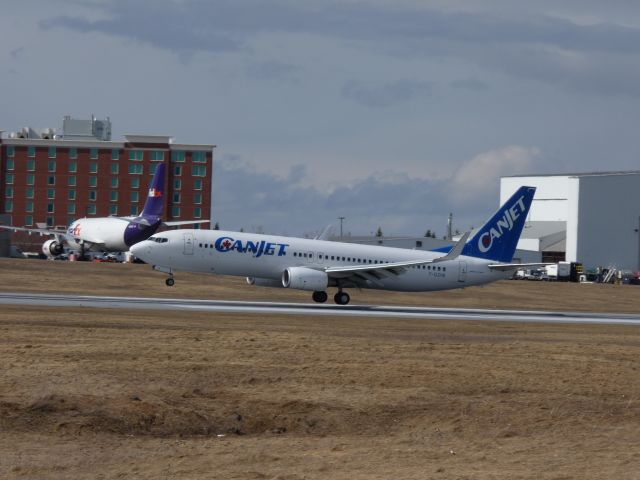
[0,116,214,251]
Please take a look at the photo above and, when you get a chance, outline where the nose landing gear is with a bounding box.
[165,276,175,287]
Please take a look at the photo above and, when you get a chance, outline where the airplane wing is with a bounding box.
[0,225,105,249]
[163,220,211,227]
[323,232,470,285]
[488,262,553,271]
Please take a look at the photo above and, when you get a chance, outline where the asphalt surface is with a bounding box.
[1,292,640,325]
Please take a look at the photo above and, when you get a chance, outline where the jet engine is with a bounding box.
[42,239,64,257]
[281,267,328,291]
[246,277,284,288]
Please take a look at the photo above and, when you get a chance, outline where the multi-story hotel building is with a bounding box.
[0,116,214,251]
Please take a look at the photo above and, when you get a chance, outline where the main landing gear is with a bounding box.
[311,290,350,305]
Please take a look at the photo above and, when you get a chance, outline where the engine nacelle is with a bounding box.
[246,277,284,288]
[42,239,64,257]
[282,267,328,291]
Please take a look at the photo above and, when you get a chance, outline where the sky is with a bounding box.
[2,0,640,237]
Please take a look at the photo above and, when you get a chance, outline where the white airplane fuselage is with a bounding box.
[65,217,132,252]
[132,229,510,292]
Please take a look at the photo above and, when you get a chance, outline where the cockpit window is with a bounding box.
[148,236,168,243]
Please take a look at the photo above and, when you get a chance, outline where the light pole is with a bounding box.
[338,216,346,238]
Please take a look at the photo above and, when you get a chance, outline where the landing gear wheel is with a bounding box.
[165,277,175,287]
[334,291,350,305]
[312,291,328,303]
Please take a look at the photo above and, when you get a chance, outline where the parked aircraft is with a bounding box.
[130,186,541,305]
[0,163,208,257]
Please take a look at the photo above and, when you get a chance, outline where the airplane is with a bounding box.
[0,163,208,258]
[130,186,543,305]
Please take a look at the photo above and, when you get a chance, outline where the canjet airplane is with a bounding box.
[131,186,541,305]
[0,163,208,257]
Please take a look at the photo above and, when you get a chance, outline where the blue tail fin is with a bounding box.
[140,163,166,218]
[461,186,536,262]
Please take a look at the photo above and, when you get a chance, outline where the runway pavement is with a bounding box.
[1,292,639,325]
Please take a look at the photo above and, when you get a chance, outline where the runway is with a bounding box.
[1,292,639,325]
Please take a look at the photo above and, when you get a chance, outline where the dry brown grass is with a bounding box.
[1,258,640,479]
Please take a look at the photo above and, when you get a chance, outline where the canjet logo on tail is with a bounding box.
[477,196,527,253]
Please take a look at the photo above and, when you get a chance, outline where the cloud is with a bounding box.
[341,79,433,107]
[244,60,302,83]
[39,1,640,96]
[452,146,539,199]
[213,145,538,236]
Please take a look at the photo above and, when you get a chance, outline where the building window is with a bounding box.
[46,216,54,227]
[171,206,180,217]
[89,176,97,187]
[5,173,13,184]
[69,160,77,173]
[68,176,76,187]
[27,146,35,157]
[69,147,77,159]
[25,215,33,226]
[171,151,185,162]
[109,205,118,215]
[26,174,35,186]
[48,146,56,158]
[192,151,206,163]
[47,203,55,213]
[25,187,34,199]
[110,177,118,188]
[131,177,140,188]
[90,148,98,159]
[110,191,118,202]
[192,165,206,177]
[25,201,34,213]
[129,150,143,161]
[150,150,164,161]
[27,159,35,171]
[47,188,55,199]
[130,205,139,215]
[111,149,120,160]
[89,190,97,201]
[173,179,181,190]
[48,160,56,172]
[194,192,202,204]
[47,176,55,186]
[6,159,14,170]
[128,163,143,175]
[110,163,119,174]
[172,192,181,203]
[87,204,96,215]
[67,204,76,214]
[7,146,15,157]
[67,216,75,225]
[89,162,98,174]
[68,190,76,201]
[131,191,139,202]
[194,207,201,218]
[4,186,13,198]
[174,165,182,176]
[148,164,158,175]
[194,179,202,190]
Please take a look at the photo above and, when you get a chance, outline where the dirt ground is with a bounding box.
[1,258,640,479]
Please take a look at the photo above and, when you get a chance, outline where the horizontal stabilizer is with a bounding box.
[488,262,553,271]
[163,220,211,227]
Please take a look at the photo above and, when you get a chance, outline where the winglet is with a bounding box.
[434,231,470,262]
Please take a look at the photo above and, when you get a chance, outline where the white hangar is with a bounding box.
[501,171,640,271]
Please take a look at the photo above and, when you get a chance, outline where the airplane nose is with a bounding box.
[129,242,148,259]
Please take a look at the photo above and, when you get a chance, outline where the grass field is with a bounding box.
[1,258,640,479]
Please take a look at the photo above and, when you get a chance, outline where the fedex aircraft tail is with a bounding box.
[140,163,166,218]
[461,186,536,263]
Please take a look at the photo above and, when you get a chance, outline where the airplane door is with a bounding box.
[458,261,467,282]
[183,232,194,255]
[317,252,325,265]
[307,252,315,263]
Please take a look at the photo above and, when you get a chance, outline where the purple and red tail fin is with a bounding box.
[140,163,166,218]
